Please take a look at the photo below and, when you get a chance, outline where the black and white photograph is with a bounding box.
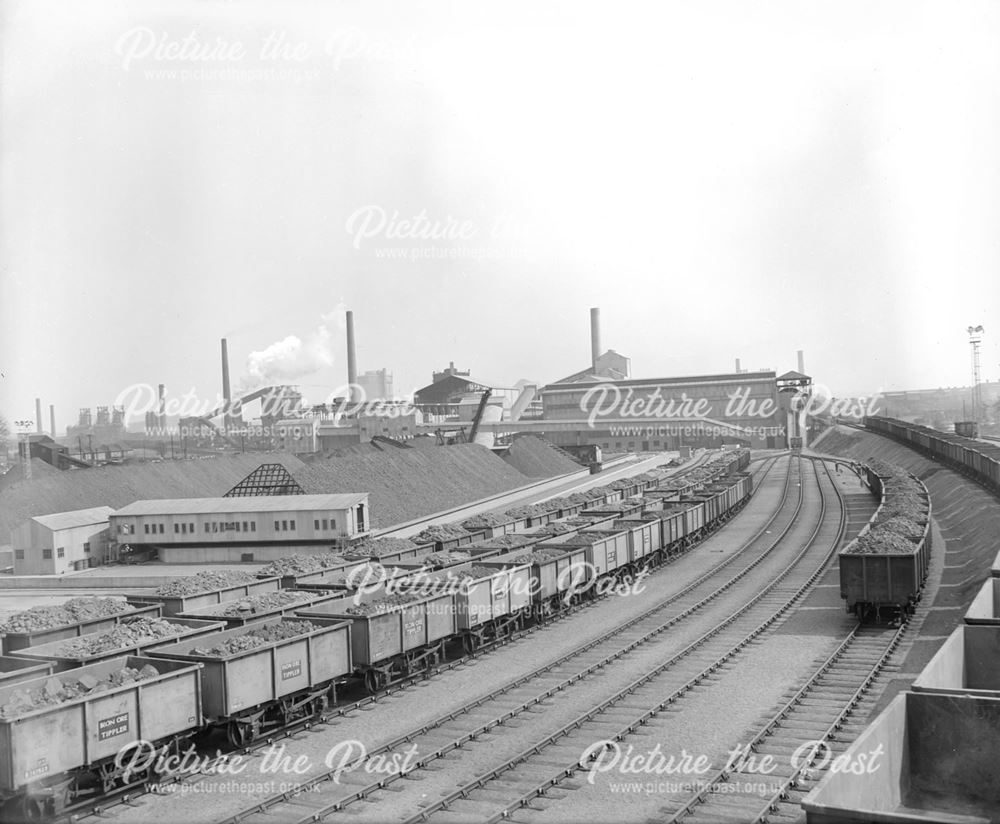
[2,2,1000,823]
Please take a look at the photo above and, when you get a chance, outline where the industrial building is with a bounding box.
[109,493,370,562]
[539,370,788,450]
[11,506,114,575]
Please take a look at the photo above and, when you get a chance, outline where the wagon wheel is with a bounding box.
[15,795,46,823]
[311,694,330,718]
[226,720,255,749]
[363,668,387,694]
[462,632,481,654]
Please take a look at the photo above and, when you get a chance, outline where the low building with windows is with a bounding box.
[11,507,114,575]
[110,493,370,563]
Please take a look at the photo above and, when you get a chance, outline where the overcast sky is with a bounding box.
[2,0,999,427]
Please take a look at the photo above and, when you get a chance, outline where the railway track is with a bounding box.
[662,622,904,823]
[383,459,843,824]
[67,455,780,824]
[144,456,845,824]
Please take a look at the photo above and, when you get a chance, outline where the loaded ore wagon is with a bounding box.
[147,616,351,747]
[0,656,202,821]
[131,570,282,618]
[839,460,932,623]
[12,617,225,672]
[0,598,162,655]
[295,588,457,693]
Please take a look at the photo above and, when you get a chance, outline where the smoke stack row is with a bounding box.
[590,307,601,369]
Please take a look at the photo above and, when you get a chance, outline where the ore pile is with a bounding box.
[843,459,930,555]
[345,593,418,615]
[0,597,131,634]
[344,537,419,558]
[191,620,317,657]
[479,534,533,549]
[155,570,258,596]
[0,665,160,718]
[213,591,311,617]
[259,554,346,576]
[412,524,469,544]
[53,617,185,657]
[461,512,509,529]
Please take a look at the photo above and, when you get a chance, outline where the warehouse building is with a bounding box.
[110,493,370,563]
[12,506,114,575]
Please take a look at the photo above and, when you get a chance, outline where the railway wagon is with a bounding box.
[460,518,519,539]
[579,502,645,521]
[548,529,630,580]
[12,618,225,672]
[133,576,282,618]
[865,416,1000,494]
[912,624,1000,697]
[612,517,662,565]
[839,508,932,623]
[401,560,533,652]
[801,690,1000,823]
[665,500,707,541]
[147,616,351,747]
[0,656,202,822]
[173,589,347,627]
[656,509,688,552]
[964,577,1000,624]
[0,656,54,687]
[520,544,593,615]
[296,589,456,693]
[1,601,162,655]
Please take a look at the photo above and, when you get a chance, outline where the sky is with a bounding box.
[2,0,999,429]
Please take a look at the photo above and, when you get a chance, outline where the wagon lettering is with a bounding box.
[98,712,130,740]
[281,660,302,680]
[24,759,49,779]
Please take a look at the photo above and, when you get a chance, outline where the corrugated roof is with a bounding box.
[113,493,367,517]
[33,506,116,531]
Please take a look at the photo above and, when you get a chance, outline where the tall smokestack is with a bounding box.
[797,350,805,374]
[157,384,166,428]
[221,339,232,433]
[346,310,358,402]
[49,405,56,437]
[590,308,601,369]
[735,358,741,374]
[35,398,42,434]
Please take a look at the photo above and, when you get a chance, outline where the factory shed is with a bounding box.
[110,493,370,563]
[11,506,115,575]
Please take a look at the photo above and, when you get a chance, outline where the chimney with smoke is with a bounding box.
[35,398,42,434]
[590,308,601,369]
[221,339,233,433]
[797,350,805,375]
[346,310,358,403]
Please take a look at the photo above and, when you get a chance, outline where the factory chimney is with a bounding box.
[797,350,805,375]
[157,384,166,428]
[735,358,742,374]
[49,405,55,437]
[221,339,233,433]
[590,308,601,369]
[35,398,42,434]
[346,310,358,403]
